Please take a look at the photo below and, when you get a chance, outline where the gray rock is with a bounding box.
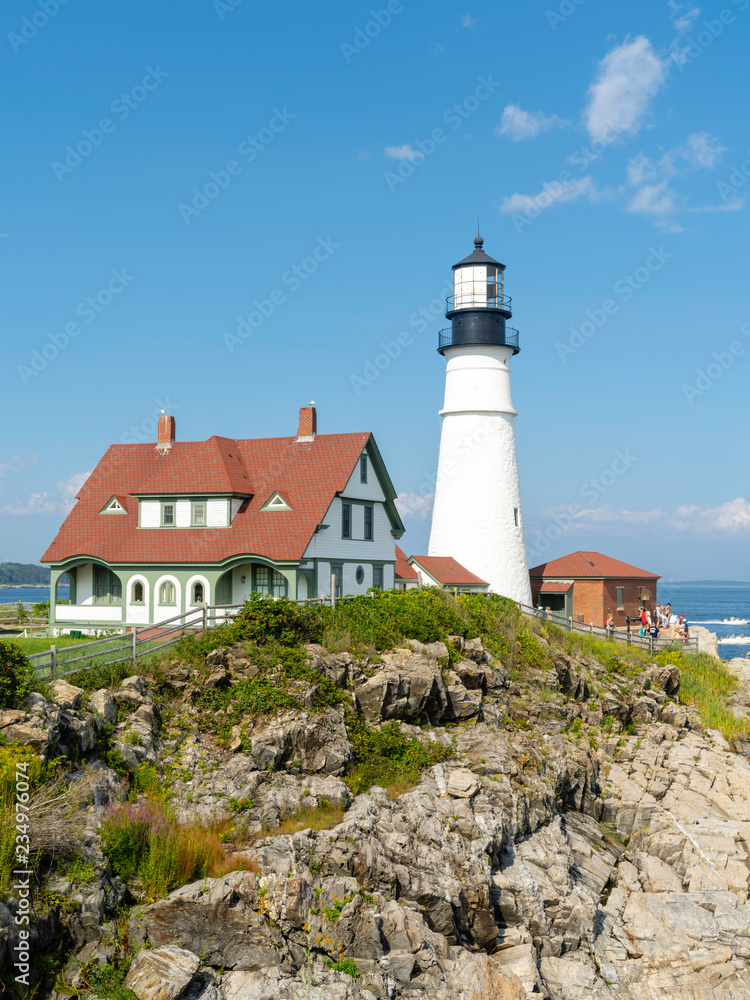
[120,675,146,694]
[445,769,480,798]
[89,689,118,725]
[354,651,449,724]
[445,684,482,720]
[48,679,84,710]
[124,945,200,1000]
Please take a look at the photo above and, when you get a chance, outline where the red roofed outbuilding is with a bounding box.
[407,555,489,592]
[394,545,419,590]
[529,551,659,626]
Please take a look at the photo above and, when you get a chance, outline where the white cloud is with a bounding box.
[583,36,667,141]
[384,144,423,162]
[0,470,91,517]
[462,14,476,28]
[626,132,727,225]
[497,104,570,141]
[395,491,434,520]
[669,0,701,34]
[500,175,599,215]
[0,454,40,478]
[679,132,725,170]
[539,498,750,536]
[627,180,675,216]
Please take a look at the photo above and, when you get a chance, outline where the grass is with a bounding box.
[656,649,750,740]
[99,795,257,902]
[260,800,346,839]
[0,636,93,654]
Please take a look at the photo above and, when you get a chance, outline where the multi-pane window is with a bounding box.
[162,503,175,526]
[332,565,342,598]
[95,567,121,603]
[159,581,176,605]
[372,565,383,589]
[364,505,373,540]
[360,455,368,483]
[254,567,287,597]
[342,502,352,539]
[616,587,624,610]
[192,502,206,526]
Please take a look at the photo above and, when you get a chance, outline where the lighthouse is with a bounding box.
[428,236,532,605]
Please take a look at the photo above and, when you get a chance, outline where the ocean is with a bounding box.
[0,586,70,606]
[659,581,750,661]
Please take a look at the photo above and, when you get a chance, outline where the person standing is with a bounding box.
[605,613,615,639]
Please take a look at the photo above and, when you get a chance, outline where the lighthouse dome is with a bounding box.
[452,235,505,270]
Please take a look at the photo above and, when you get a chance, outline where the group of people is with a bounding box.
[603,604,690,642]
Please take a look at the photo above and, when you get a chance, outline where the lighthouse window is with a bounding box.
[514,508,519,527]
[342,503,351,539]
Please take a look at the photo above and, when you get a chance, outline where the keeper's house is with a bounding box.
[41,407,405,635]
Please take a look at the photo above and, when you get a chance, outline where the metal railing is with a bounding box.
[446,292,512,313]
[518,602,698,653]
[438,327,520,352]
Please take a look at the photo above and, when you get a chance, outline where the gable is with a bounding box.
[100,495,127,514]
[260,491,292,512]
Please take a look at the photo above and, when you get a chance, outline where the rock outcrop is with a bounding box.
[10,629,750,1000]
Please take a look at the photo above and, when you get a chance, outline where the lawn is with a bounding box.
[0,635,95,654]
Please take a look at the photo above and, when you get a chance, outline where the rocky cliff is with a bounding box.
[2,598,750,1000]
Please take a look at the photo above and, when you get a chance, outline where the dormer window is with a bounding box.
[192,502,206,526]
[162,503,175,526]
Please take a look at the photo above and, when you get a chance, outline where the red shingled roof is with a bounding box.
[529,551,659,580]
[42,433,373,565]
[409,556,487,587]
[394,545,418,581]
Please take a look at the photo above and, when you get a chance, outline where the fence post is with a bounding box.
[649,635,653,655]
[568,616,573,632]
[50,644,57,678]
[131,629,137,668]
[589,623,594,635]
[202,601,208,632]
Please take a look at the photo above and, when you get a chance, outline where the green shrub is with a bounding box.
[0,642,33,710]
[345,721,454,795]
[230,597,318,646]
[326,958,360,978]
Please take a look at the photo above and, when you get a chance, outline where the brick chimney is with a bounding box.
[296,403,317,442]
[156,412,175,453]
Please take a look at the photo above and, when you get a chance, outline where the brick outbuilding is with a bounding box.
[529,551,659,627]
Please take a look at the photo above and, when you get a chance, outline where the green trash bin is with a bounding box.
[70,630,82,639]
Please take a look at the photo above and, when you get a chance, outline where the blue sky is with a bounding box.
[1,0,749,581]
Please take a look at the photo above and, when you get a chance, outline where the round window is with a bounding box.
[355,566,365,585]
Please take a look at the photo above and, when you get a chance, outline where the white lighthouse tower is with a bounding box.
[428,236,532,605]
